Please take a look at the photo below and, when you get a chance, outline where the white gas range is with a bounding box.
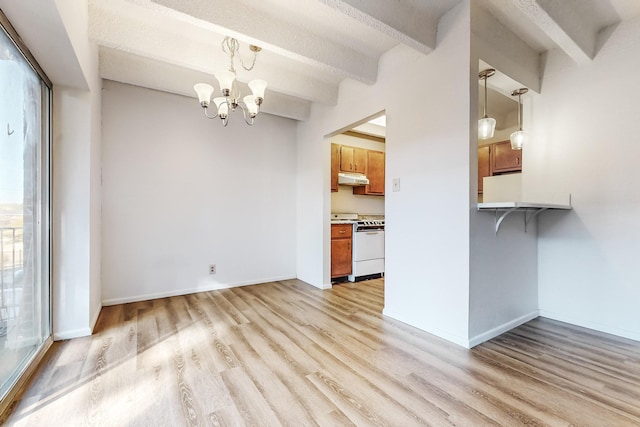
[331,213,385,282]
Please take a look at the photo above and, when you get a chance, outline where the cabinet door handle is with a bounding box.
[339,230,346,234]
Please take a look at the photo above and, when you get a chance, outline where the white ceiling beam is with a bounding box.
[473,3,542,93]
[509,0,597,64]
[315,0,437,54]
[99,47,311,121]
[89,2,339,105]
[148,0,379,84]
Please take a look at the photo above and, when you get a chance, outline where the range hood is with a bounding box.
[338,172,369,186]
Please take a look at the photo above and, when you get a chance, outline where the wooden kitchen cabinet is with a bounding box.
[492,140,522,173]
[353,149,385,195]
[340,145,366,174]
[331,143,339,192]
[331,224,352,278]
[478,145,491,193]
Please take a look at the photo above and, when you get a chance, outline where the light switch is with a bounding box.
[392,178,400,192]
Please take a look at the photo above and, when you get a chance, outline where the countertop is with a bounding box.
[477,201,572,210]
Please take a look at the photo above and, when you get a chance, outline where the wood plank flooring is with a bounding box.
[2,278,639,426]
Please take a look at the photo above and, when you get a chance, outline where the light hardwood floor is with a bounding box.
[2,278,640,426]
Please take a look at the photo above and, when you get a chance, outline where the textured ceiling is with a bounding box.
[88,0,640,121]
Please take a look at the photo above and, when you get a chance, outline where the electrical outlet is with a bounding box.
[209,264,216,274]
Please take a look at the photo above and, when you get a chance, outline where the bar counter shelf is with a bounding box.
[477,201,572,234]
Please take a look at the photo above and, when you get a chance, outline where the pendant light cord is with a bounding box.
[483,75,488,118]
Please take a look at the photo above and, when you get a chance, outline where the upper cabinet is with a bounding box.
[478,140,523,194]
[353,149,385,196]
[331,143,340,192]
[331,143,385,196]
[492,140,522,173]
[478,145,491,194]
[340,145,367,174]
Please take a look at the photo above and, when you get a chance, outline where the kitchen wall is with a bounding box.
[522,16,640,341]
[331,133,385,215]
[297,1,472,346]
[101,80,297,304]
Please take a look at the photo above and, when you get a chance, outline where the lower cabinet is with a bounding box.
[331,224,352,278]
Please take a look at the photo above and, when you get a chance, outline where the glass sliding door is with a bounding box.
[0,12,51,407]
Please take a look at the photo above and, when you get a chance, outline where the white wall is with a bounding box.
[523,17,640,341]
[53,0,103,339]
[331,133,385,215]
[466,3,542,347]
[101,81,297,304]
[297,1,472,346]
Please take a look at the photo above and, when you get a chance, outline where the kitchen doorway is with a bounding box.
[329,113,386,309]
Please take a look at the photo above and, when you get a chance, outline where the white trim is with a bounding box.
[468,310,540,348]
[539,311,640,343]
[54,327,93,341]
[101,275,297,306]
[382,308,470,348]
[90,303,102,332]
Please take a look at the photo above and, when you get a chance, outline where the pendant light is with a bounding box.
[478,68,496,140]
[510,88,528,150]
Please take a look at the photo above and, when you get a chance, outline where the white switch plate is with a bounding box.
[392,178,400,192]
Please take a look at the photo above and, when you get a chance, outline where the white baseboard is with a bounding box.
[539,310,640,343]
[468,310,540,348]
[54,327,93,341]
[101,275,297,306]
[382,308,470,348]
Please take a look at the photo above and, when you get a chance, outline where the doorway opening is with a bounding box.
[328,112,386,309]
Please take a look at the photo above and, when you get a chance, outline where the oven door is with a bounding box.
[353,229,385,261]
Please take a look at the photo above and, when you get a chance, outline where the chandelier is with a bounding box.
[194,37,267,126]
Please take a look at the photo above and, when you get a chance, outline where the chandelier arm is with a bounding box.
[203,107,218,119]
[237,102,255,126]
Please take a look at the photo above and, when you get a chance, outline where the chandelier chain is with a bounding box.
[221,37,259,73]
